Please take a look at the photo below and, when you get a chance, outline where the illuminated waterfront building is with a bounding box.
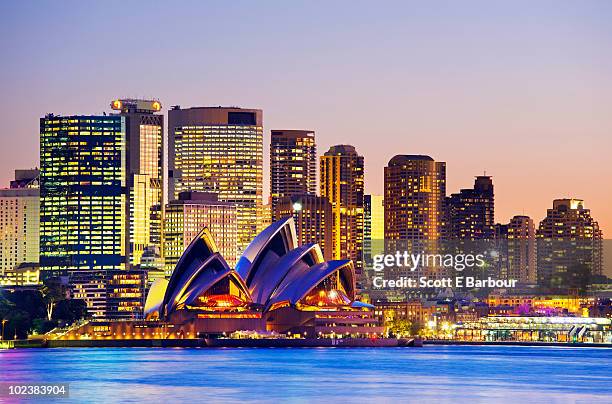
[276,194,332,260]
[384,155,446,240]
[455,316,611,344]
[71,270,146,320]
[320,145,364,270]
[536,199,603,290]
[0,170,39,279]
[168,106,263,253]
[270,130,316,221]
[445,176,494,240]
[163,191,238,272]
[110,99,164,267]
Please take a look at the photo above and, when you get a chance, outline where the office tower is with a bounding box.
[270,130,316,221]
[445,176,495,240]
[0,170,39,280]
[507,215,536,283]
[110,99,164,267]
[40,114,126,274]
[40,113,129,318]
[536,199,603,290]
[384,155,446,240]
[363,194,384,261]
[164,192,238,272]
[168,106,263,254]
[277,194,333,260]
[320,145,364,269]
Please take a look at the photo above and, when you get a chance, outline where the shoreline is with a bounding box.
[2,338,611,349]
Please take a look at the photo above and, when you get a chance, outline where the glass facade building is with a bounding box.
[320,145,365,271]
[168,106,263,255]
[270,130,316,221]
[40,114,127,274]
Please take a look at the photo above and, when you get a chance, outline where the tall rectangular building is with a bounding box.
[40,114,127,274]
[168,106,263,254]
[270,130,316,221]
[0,170,39,278]
[110,99,164,267]
[384,155,446,240]
[536,199,603,291]
[320,145,364,269]
[363,194,384,262]
[164,192,238,272]
[507,215,536,283]
[445,176,495,240]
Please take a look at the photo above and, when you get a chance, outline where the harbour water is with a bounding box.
[1,345,611,403]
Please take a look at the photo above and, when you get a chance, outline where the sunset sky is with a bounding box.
[1,1,611,232]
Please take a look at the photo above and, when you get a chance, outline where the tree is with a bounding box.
[387,318,412,337]
[41,278,68,321]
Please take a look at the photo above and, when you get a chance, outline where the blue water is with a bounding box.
[1,346,611,403]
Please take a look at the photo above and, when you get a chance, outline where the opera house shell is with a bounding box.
[142,217,383,337]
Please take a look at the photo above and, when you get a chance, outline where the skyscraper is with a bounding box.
[320,145,364,269]
[168,106,263,254]
[270,130,316,221]
[0,170,39,280]
[277,194,333,260]
[110,99,164,267]
[40,114,127,275]
[507,215,536,283]
[163,191,238,272]
[384,155,446,240]
[536,199,603,291]
[363,194,384,262]
[40,114,134,318]
[445,176,495,240]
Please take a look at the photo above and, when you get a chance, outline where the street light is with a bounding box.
[1,319,7,341]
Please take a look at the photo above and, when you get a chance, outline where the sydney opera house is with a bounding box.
[56,218,384,341]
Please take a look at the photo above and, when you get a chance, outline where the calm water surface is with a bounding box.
[1,346,611,403]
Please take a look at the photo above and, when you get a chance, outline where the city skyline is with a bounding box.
[1,2,611,233]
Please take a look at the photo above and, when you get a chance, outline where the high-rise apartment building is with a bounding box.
[0,170,39,279]
[270,130,316,221]
[507,215,536,283]
[536,199,603,290]
[320,145,364,269]
[445,176,495,240]
[168,106,263,254]
[277,194,333,260]
[164,192,238,272]
[110,99,164,267]
[384,155,446,240]
[363,194,384,262]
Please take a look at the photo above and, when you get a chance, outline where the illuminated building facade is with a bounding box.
[270,130,316,221]
[168,106,263,253]
[507,215,536,283]
[536,199,603,290]
[363,194,384,262]
[384,155,446,240]
[110,99,164,267]
[40,114,126,275]
[320,145,364,270]
[163,191,238,272]
[0,170,39,278]
[276,194,333,260]
[71,270,146,319]
[57,218,384,340]
[445,176,494,240]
